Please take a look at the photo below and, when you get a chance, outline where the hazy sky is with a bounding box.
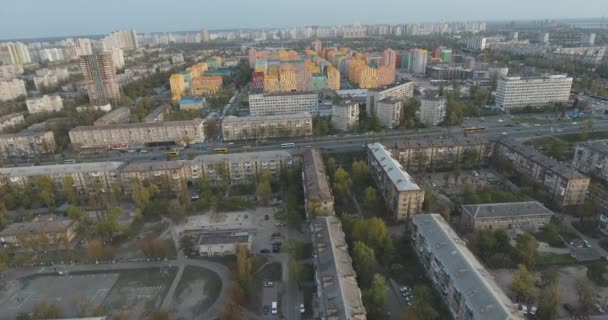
[2,0,608,40]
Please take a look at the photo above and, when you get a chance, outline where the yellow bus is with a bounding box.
[213,147,229,153]
[464,127,486,136]
[164,151,180,157]
[241,145,252,151]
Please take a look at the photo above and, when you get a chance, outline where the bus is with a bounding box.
[280,142,295,148]
[241,145,252,151]
[164,151,180,157]
[63,159,77,164]
[213,147,229,153]
[464,127,486,136]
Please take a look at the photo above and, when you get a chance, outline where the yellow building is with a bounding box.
[326,66,340,90]
[264,75,280,93]
[359,66,377,89]
[187,62,208,78]
[170,74,186,104]
[191,76,223,95]
[279,68,297,92]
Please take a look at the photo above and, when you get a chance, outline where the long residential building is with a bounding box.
[410,214,522,320]
[495,137,589,207]
[0,113,25,132]
[0,78,27,101]
[0,131,56,158]
[495,75,572,110]
[366,81,414,120]
[460,201,554,231]
[367,143,424,220]
[249,92,319,116]
[93,107,131,126]
[573,140,608,183]
[0,64,23,81]
[311,216,367,320]
[302,149,334,217]
[222,113,313,141]
[0,216,79,247]
[69,119,205,148]
[25,95,64,114]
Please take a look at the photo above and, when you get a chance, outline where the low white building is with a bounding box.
[0,78,27,101]
[0,64,24,81]
[0,112,25,132]
[194,231,251,256]
[26,95,64,114]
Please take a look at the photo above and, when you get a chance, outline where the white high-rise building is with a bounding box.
[109,48,125,69]
[0,79,27,101]
[495,75,573,110]
[331,101,359,131]
[26,95,64,114]
[419,92,447,126]
[38,48,65,62]
[465,37,487,50]
[102,29,139,50]
[0,64,24,81]
[0,42,31,65]
[33,68,69,90]
[76,38,93,56]
[248,92,318,116]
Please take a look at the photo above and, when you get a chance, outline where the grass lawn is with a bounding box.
[534,229,566,248]
[174,266,222,312]
[536,254,578,267]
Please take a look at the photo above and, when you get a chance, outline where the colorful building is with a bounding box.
[312,73,327,92]
[252,71,265,92]
[206,56,222,69]
[326,66,340,90]
[170,74,186,103]
[264,75,280,93]
[191,76,223,95]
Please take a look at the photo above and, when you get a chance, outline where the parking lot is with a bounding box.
[0,273,119,319]
[261,281,280,319]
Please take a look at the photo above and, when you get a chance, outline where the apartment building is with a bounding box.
[331,101,359,131]
[494,138,589,207]
[460,201,554,231]
[376,97,402,129]
[391,137,494,172]
[120,160,189,194]
[0,131,56,158]
[410,214,522,320]
[25,95,64,114]
[302,149,334,217]
[69,119,205,148]
[311,216,367,320]
[194,231,251,256]
[573,140,608,183]
[143,104,171,123]
[93,107,131,126]
[419,92,446,126]
[0,113,24,132]
[0,216,79,248]
[0,78,27,101]
[366,81,414,120]
[326,66,340,90]
[0,42,31,65]
[80,52,121,106]
[495,75,572,110]
[0,161,124,194]
[248,92,319,116]
[465,36,487,50]
[222,113,313,141]
[367,143,424,220]
[0,64,23,81]
[170,74,186,103]
[101,29,139,50]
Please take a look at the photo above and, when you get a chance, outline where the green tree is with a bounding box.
[236,244,252,296]
[289,259,304,287]
[0,202,10,228]
[66,205,86,220]
[352,241,377,287]
[352,217,389,254]
[516,234,539,268]
[576,278,595,310]
[363,274,387,320]
[168,201,186,223]
[402,284,439,320]
[333,167,352,198]
[180,235,194,256]
[511,264,535,300]
[351,160,370,185]
[537,282,560,320]
[62,176,77,204]
[362,186,379,210]
[256,180,272,206]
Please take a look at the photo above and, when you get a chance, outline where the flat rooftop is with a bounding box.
[461,201,554,220]
[70,118,204,132]
[302,149,333,202]
[368,143,421,192]
[411,214,520,320]
[393,136,490,150]
[311,216,367,320]
[367,81,412,93]
[222,112,312,123]
[0,161,124,177]
[194,231,250,245]
[193,150,293,164]
[0,216,76,236]
[121,160,186,172]
[577,139,608,154]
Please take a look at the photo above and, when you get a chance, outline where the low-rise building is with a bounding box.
[460,201,554,231]
[69,119,205,148]
[376,97,402,129]
[419,91,447,126]
[367,143,424,220]
[221,113,313,141]
[311,216,367,320]
[366,81,414,119]
[302,149,334,217]
[0,112,24,132]
[0,130,56,158]
[0,216,79,248]
[75,104,112,113]
[249,92,319,116]
[194,231,251,256]
[143,104,172,123]
[573,140,608,183]
[495,138,589,207]
[93,107,131,126]
[25,95,64,114]
[410,214,522,320]
[0,161,124,194]
[120,160,188,194]
[0,78,27,101]
[331,101,359,131]
[179,96,205,111]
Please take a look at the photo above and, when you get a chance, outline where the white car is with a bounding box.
[300,304,305,314]
[191,194,200,200]
[501,132,508,135]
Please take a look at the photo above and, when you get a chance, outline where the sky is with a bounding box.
[1,0,608,40]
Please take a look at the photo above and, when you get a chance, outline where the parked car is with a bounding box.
[262,305,270,315]
[264,281,274,287]
[563,303,575,315]
[300,304,305,314]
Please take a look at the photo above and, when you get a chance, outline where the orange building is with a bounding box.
[326,66,340,90]
[192,76,223,95]
[264,74,280,93]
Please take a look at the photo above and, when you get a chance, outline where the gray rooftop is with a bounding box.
[0,216,77,237]
[0,112,23,122]
[302,149,333,202]
[577,139,608,155]
[194,231,250,246]
[393,136,490,150]
[222,112,312,123]
[193,150,293,165]
[461,201,554,220]
[367,80,412,93]
[0,130,52,138]
[70,118,204,132]
[368,143,421,192]
[121,160,186,172]
[0,161,124,178]
[411,214,521,320]
[377,97,401,104]
[311,216,367,320]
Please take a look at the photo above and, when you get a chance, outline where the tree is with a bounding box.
[511,264,535,301]
[0,202,10,228]
[516,234,539,268]
[362,186,379,210]
[168,201,186,223]
[352,217,389,254]
[402,284,439,320]
[332,167,352,198]
[576,200,596,222]
[537,282,560,320]
[576,278,595,310]
[235,244,252,295]
[86,240,103,261]
[63,176,77,204]
[325,157,337,178]
[352,241,377,288]
[180,235,194,256]
[363,274,387,320]
[66,205,86,220]
[289,259,304,287]
[351,160,370,185]
[219,299,241,320]
[256,180,272,206]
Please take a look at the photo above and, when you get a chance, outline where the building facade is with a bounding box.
[0,217,79,248]
[367,143,425,220]
[366,81,414,121]
[0,131,56,158]
[495,75,572,110]
[376,98,402,129]
[80,52,121,106]
[331,101,359,131]
[248,92,319,116]
[419,93,447,126]
[69,119,205,148]
[410,214,522,320]
[460,201,554,231]
[93,107,131,126]
[101,29,139,50]
[25,95,64,114]
[0,113,24,132]
[573,140,608,184]
[302,149,334,217]
[195,232,251,256]
[221,113,313,141]
[0,64,23,81]
[0,79,27,101]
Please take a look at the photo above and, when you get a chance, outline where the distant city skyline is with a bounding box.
[1,0,608,40]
